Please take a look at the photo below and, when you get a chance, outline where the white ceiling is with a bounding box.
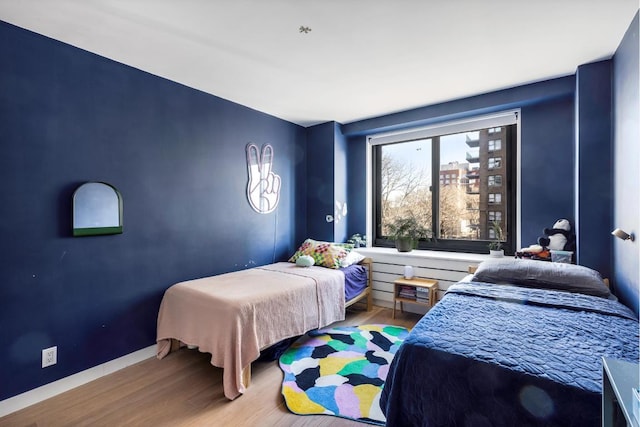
[0,1,637,127]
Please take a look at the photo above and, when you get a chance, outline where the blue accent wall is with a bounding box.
[0,21,306,400]
[343,78,577,251]
[305,121,350,243]
[306,122,336,241]
[334,123,348,243]
[346,135,368,239]
[612,11,639,315]
[342,77,574,137]
[574,60,613,278]
[519,96,576,247]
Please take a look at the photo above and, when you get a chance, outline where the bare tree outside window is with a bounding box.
[380,139,432,237]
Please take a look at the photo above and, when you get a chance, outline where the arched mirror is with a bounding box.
[73,182,123,236]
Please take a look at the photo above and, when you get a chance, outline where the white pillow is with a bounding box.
[340,251,366,268]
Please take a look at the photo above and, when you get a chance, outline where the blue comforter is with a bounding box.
[381,281,639,427]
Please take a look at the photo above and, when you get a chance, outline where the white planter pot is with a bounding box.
[489,249,504,258]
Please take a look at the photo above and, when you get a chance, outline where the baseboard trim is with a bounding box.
[0,345,156,418]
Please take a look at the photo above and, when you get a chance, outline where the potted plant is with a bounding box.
[386,215,430,252]
[488,221,504,257]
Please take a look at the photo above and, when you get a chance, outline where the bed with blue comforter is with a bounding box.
[381,259,639,427]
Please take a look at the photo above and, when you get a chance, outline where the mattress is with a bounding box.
[381,280,639,426]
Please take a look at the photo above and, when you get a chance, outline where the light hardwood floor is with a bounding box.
[2,305,421,427]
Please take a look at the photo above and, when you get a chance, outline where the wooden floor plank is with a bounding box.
[2,306,420,427]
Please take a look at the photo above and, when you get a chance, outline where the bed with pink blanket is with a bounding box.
[156,260,371,400]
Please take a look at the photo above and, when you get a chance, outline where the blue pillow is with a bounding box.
[471,259,611,298]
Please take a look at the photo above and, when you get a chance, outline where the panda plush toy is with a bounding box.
[537,218,575,251]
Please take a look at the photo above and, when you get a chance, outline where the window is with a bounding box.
[369,111,518,254]
[488,139,501,151]
[488,211,502,221]
[488,175,502,186]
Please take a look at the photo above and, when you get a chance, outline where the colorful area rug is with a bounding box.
[278,324,409,425]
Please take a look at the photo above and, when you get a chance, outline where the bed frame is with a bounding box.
[167,257,374,394]
[345,257,373,310]
[382,264,633,426]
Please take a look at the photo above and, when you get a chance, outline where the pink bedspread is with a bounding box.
[156,262,345,400]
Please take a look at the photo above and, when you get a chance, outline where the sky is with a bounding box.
[382,130,480,185]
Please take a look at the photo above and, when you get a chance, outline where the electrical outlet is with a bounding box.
[42,346,57,368]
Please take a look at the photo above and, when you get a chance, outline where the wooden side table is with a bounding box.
[393,277,438,319]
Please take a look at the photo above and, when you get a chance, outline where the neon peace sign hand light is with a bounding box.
[246,143,281,214]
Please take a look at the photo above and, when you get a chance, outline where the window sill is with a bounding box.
[354,246,496,263]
